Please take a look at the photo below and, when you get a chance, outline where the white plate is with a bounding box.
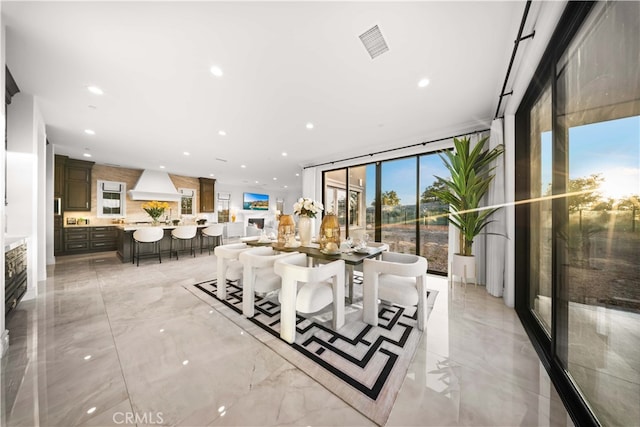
[355,247,370,254]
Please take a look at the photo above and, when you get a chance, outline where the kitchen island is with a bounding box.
[116,223,212,263]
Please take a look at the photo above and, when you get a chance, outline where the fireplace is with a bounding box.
[248,218,264,229]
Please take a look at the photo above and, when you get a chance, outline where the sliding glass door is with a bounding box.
[380,158,417,254]
[323,152,453,275]
[419,152,450,273]
[517,2,640,425]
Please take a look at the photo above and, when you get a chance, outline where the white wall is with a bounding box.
[45,144,54,264]
[0,10,7,359]
[6,92,47,300]
[214,181,299,232]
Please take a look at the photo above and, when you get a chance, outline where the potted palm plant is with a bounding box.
[431,136,504,282]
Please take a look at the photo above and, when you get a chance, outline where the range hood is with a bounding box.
[128,170,181,201]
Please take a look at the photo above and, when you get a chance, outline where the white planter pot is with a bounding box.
[451,254,476,287]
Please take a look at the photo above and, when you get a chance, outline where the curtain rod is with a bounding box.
[494,0,535,119]
[303,128,490,170]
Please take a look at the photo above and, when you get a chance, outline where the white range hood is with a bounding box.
[128,170,181,201]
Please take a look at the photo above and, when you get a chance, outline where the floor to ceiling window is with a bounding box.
[322,150,454,275]
[419,152,450,273]
[516,2,639,425]
[380,157,417,254]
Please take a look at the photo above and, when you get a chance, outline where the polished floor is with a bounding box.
[1,251,573,426]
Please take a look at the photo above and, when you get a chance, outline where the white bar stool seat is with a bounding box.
[132,227,164,266]
[170,225,197,259]
[201,224,224,254]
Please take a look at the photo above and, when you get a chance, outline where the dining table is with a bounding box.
[245,239,385,303]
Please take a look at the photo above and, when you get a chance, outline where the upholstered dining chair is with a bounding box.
[214,243,250,300]
[362,252,428,330]
[201,224,224,255]
[238,247,299,318]
[170,225,197,259]
[274,253,345,344]
[132,227,164,266]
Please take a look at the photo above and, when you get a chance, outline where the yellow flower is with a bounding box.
[142,201,170,220]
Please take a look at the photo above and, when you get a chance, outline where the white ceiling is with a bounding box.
[3,1,523,192]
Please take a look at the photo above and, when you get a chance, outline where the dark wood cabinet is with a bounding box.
[64,227,90,252]
[199,177,216,213]
[64,158,94,211]
[54,216,63,255]
[54,155,66,199]
[64,226,117,254]
[90,227,118,251]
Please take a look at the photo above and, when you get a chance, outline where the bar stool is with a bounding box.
[201,224,224,254]
[170,225,197,259]
[132,227,164,266]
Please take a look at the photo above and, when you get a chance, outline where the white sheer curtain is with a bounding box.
[485,118,507,297]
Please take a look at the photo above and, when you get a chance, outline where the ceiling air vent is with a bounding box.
[359,25,389,59]
[215,157,228,163]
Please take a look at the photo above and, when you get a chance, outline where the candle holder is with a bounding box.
[277,214,295,247]
[319,212,340,253]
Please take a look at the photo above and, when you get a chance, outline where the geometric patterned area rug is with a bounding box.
[186,276,437,426]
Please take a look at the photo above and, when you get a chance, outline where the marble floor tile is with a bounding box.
[2,252,576,426]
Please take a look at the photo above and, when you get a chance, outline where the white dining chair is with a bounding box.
[214,243,250,300]
[132,227,165,266]
[363,251,428,330]
[201,224,224,255]
[274,253,345,344]
[170,225,197,259]
[238,247,299,318]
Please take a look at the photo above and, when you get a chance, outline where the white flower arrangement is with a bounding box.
[293,197,324,218]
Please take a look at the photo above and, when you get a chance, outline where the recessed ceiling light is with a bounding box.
[210,66,223,77]
[284,185,288,189]
[84,129,95,135]
[295,173,300,177]
[183,152,190,156]
[182,360,189,366]
[306,122,314,130]
[218,130,226,136]
[84,355,92,360]
[255,180,259,184]
[87,407,97,415]
[241,164,246,168]
[281,152,287,156]
[87,86,103,95]
[160,165,166,169]
[418,78,430,88]
[209,173,214,177]
[83,153,92,158]
[273,177,277,181]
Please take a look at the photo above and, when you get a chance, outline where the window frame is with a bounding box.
[96,180,126,218]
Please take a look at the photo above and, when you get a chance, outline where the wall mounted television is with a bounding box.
[243,192,269,210]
